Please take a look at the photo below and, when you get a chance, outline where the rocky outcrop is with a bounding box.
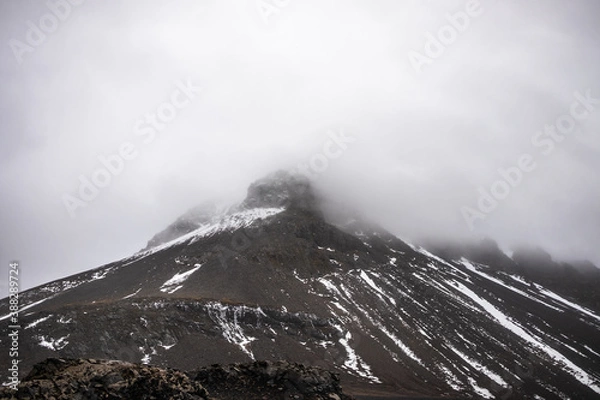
[240,170,319,212]
[191,360,355,400]
[2,358,210,400]
[0,359,354,400]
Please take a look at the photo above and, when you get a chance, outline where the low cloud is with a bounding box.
[1,0,599,295]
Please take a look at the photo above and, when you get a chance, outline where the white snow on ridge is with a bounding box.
[160,264,202,294]
[91,267,116,280]
[415,247,456,269]
[507,274,529,285]
[136,208,285,261]
[189,207,285,244]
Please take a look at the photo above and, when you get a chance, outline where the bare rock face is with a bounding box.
[0,359,355,400]
[2,358,210,400]
[190,360,355,400]
[240,170,319,211]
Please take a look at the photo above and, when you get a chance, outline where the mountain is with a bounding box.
[2,171,600,399]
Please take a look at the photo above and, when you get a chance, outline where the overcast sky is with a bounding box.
[1,0,599,296]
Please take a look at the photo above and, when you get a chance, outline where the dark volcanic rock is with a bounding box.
[423,237,519,273]
[191,360,355,400]
[513,246,600,310]
[240,170,319,212]
[0,358,354,400]
[1,358,210,400]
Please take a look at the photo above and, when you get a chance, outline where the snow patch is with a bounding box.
[38,335,69,351]
[330,259,342,267]
[160,264,202,294]
[337,329,381,383]
[205,302,259,360]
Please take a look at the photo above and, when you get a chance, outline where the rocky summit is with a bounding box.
[1,171,600,399]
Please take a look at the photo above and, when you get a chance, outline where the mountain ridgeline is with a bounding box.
[1,171,600,399]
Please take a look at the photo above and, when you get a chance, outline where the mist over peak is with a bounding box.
[1,0,599,295]
[240,169,318,211]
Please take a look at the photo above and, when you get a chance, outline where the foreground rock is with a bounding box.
[0,358,354,400]
[191,360,354,400]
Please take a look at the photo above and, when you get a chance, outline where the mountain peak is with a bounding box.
[240,170,318,211]
[143,171,319,251]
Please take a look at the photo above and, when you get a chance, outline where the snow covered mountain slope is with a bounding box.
[1,172,599,399]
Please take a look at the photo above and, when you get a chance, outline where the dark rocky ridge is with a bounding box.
[0,358,354,400]
[240,170,319,212]
[2,358,209,400]
[143,201,232,251]
[144,170,319,251]
[423,238,519,274]
[424,238,600,311]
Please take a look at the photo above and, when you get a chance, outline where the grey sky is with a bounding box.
[1,0,599,296]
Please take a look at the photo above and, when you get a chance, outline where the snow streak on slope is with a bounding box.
[448,279,600,394]
[460,259,564,312]
[536,285,600,323]
[0,297,52,321]
[3,200,600,398]
[160,264,202,294]
[25,315,53,330]
[205,302,263,361]
[336,328,381,383]
[306,242,600,397]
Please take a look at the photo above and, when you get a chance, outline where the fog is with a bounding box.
[1,0,599,296]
